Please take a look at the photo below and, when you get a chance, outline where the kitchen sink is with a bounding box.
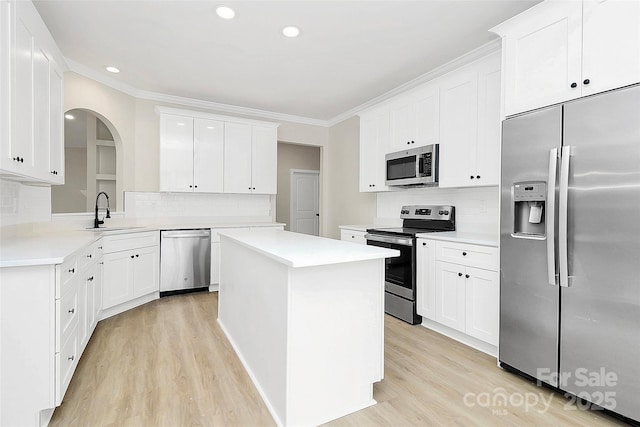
[84,226,146,232]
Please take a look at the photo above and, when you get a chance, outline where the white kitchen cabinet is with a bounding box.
[224,122,277,194]
[439,52,501,188]
[492,0,640,116]
[417,238,499,347]
[340,228,367,244]
[102,231,159,313]
[358,110,389,192]
[416,238,436,320]
[0,0,65,184]
[388,83,439,152]
[159,114,224,193]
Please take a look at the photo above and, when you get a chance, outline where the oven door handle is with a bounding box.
[365,234,413,247]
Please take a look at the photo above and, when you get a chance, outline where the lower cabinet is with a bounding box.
[340,228,367,244]
[102,231,159,312]
[417,238,499,347]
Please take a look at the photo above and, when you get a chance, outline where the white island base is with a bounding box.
[217,230,397,426]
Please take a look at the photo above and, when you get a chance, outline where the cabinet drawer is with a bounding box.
[435,241,499,271]
[56,327,79,405]
[56,257,78,298]
[77,241,98,272]
[56,278,79,352]
[102,231,159,253]
[340,229,367,244]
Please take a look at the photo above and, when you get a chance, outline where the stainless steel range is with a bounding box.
[365,205,455,324]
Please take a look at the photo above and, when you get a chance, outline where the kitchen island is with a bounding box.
[217,229,398,426]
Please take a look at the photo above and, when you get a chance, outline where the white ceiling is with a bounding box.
[34,0,540,123]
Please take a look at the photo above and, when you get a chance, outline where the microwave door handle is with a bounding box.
[418,156,424,175]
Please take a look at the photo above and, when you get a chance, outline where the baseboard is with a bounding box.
[98,292,159,321]
[208,284,219,292]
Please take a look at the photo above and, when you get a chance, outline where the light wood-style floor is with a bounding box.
[51,292,629,426]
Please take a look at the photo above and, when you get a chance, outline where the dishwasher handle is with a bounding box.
[161,230,211,239]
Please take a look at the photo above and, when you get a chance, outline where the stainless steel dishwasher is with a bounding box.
[160,229,211,294]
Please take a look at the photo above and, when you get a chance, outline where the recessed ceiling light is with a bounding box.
[65,114,74,120]
[282,26,301,38]
[105,66,120,73]
[216,5,235,19]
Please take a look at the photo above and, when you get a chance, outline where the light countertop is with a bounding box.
[0,221,285,268]
[218,228,399,268]
[338,224,376,232]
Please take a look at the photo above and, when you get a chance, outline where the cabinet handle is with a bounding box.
[470,176,474,179]
[465,274,470,279]
[351,236,355,238]
[98,246,102,250]
[68,355,75,361]
[422,242,426,246]
[570,82,577,88]
[462,252,467,256]
[189,185,193,188]
[68,268,75,273]
[583,79,590,85]
[87,254,92,258]
[194,185,198,188]
[131,255,134,259]
[248,187,252,190]
[99,261,104,265]
[88,276,94,281]
[406,141,410,145]
[458,272,463,277]
[476,175,480,179]
[136,254,139,257]
[411,140,415,144]
[68,308,75,314]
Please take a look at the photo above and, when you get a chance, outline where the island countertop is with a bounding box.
[218,228,399,268]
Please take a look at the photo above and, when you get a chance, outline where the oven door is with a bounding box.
[365,234,415,300]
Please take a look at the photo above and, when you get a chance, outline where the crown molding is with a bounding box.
[65,38,500,129]
[65,58,329,127]
[327,38,501,126]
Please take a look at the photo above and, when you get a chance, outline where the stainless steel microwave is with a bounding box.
[385,144,439,187]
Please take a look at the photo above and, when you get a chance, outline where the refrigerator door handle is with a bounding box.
[547,148,559,286]
[559,146,572,288]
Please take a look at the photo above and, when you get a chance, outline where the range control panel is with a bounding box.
[400,205,454,220]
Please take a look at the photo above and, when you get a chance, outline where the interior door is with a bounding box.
[499,105,562,385]
[560,85,640,420]
[290,170,319,236]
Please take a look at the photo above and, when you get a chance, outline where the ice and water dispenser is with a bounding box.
[512,181,546,238]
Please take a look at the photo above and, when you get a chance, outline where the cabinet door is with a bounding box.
[581,0,640,97]
[132,246,159,298]
[49,61,64,183]
[32,42,50,180]
[80,265,98,350]
[501,1,582,115]
[389,99,413,151]
[210,241,220,285]
[251,126,277,194]
[223,122,252,193]
[416,239,436,320]
[0,2,9,171]
[94,259,103,327]
[475,52,502,186]
[435,261,466,331]
[465,266,499,345]
[340,229,367,244]
[438,67,478,188]
[412,83,440,147]
[102,251,133,309]
[359,112,389,192]
[193,118,224,193]
[159,114,194,192]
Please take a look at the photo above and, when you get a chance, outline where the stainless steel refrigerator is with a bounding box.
[499,84,640,422]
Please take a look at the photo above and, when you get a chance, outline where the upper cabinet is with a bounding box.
[224,122,277,194]
[159,114,224,193]
[388,82,439,152]
[358,110,389,192]
[439,52,501,188]
[157,107,278,195]
[492,0,640,116]
[0,0,66,185]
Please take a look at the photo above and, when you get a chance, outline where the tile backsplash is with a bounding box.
[0,179,52,228]
[376,186,499,235]
[124,191,274,222]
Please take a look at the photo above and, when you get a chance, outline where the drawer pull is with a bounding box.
[68,308,75,314]
[131,255,135,259]
[462,252,467,256]
[98,246,103,250]
[68,355,75,361]
[68,268,75,273]
[88,276,94,281]
[87,254,92,258]
[465,274,470,279]
[458,272,463,277]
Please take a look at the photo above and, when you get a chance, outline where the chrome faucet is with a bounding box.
[94,192,111,228]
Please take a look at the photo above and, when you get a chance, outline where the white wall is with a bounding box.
[325,116,376,239]
[376,186,499,236]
